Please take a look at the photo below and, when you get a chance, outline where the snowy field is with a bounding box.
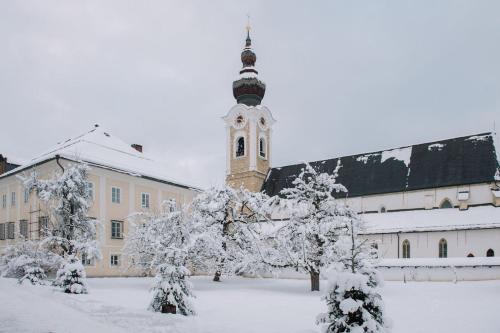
[1,276,499,333]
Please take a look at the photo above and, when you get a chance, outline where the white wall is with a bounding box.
[364,228,500,259]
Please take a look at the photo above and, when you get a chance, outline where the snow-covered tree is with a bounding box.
[317,217,388,333]
[55,255,88,294]
[125,200,195,315]
[149,261,195,315]
[189,185,271,281]
[21,161,101,293]
[267,162,352,291]
[0,240,60,285]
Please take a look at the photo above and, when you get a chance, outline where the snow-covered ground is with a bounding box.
[1,276,499,333]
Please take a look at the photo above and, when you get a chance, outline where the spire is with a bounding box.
[232,23,266,106]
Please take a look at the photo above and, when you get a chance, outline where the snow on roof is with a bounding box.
[380,146,412,167]
[1,126,199,190]
[361,206,500,234]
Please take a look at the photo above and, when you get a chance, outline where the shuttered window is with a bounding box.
[7,222,15,239]
[19,220,28,239]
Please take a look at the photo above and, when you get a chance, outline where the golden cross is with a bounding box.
[246,14,251,33]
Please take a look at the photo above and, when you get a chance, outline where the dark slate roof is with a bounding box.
[262,133,500,198]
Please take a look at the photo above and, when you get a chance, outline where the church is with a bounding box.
[224,29,500,270]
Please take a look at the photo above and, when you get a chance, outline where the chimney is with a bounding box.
[0,155,6,175]
[131,144,143,153]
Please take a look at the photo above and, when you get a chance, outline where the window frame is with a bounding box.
[2,194,6,209]
[23,188,29,204]
[439,238,448,258]
[11,191,16,207]
[141,192,150,209]
[39,216,49,238]
[19,219,28,239]
[439,198,453,209]
[110,254,120,267]
[81,253,94,266]
[235,136,246,158]
[259,137,267,159]
[111,186,121,204]
[0,223,5,240]
[402,239,410,258]
[88,182,95,201]
[7,222,15,239]
[111,220,123,239]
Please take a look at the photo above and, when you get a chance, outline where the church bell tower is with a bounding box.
[224,27,275,192]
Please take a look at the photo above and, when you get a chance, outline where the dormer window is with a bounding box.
[236,137,245,157]
[259,137,267,159]
[440,199,453,209]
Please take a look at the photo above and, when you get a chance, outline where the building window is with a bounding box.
[0,223,5,240]
[467,253,474,257]
[23,189,29,204]
[7,222,15,239]
[487,249,494,257]
[440,199,453,209]
[111,220,123,239]
[19,220,28,239]
[11,192,16,207]
[39,216,49,238]
[259,137,267,159]
[88,182,95,201]
[236,137,245,157]
[402,239,410,258]
[439,238,448,258]
[380,206,386,213]
[2,194,6,208]
[110,254,120,267]
[81,253,93,266]
[141,193,150,208]
[111,187,121,204]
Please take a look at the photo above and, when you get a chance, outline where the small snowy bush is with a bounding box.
[0,240,59,285]
[149,262,195,315]
[55,255,88,294]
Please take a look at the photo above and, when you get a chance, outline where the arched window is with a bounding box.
[259,137,266,159]
[402,239,410,258]
[467,253,474,257]
[487,249,494,257]
[440,199,453,209]
[380,206,386,213]
[236,137,245,157]
[439,238,448,258]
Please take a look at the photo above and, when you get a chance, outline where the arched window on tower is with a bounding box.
[487,249,495,257]
[402,239,410,258]
[440,199,453,209]
[236,137,245,157]
[439,238,448,258]
[259,137,267,159]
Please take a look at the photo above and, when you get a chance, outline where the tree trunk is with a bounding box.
[310,271,320,291]
[213,270,221,282]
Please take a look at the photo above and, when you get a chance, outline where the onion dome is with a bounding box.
[232,30,266,106]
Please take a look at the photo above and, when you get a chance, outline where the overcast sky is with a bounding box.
[1,1,499,188]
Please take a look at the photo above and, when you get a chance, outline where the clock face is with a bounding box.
[234,115,246,129]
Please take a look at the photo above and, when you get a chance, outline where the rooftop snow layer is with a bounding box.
[361,205,500,234]
[1,126,199,190]
[262,132,500,198]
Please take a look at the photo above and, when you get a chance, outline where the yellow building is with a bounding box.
[0,125,199,277]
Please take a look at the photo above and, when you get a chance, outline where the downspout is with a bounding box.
[55,154,64,172]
